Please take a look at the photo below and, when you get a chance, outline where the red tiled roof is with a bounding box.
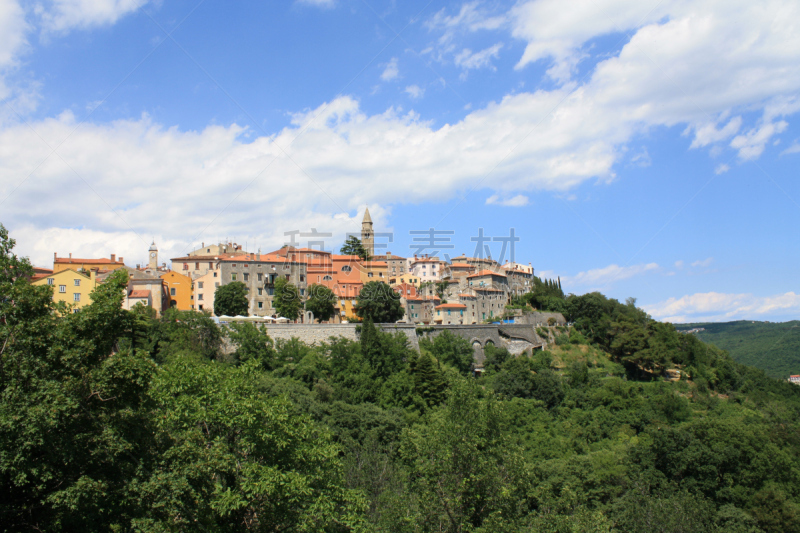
[55,257,123,264]
[128,290,151,299]
[467,269,506,278]
[362,261,387,267]
[435,303,467,309]
[449,263,474,268]
[458,293,476,298]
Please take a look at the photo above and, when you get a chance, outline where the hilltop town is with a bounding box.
[31,209,540,326]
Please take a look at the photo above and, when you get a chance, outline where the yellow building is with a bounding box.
[33,268,98,312]
[359,260,388,284]
[389,272,420,286]
[53,253,126,274]
[161,271,193,310]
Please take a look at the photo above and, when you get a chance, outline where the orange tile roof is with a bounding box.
[435,303,467,309]
[128,290,151,298]
[362,261,387,267]
[55,257,123,264]
[467,269,506,278]
[449,263,474,268]
[458,293,476,298]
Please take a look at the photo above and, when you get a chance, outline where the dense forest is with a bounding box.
[674,321,800,379]
[3,226,800,532]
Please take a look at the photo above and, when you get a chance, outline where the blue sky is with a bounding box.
[1,0,799,322]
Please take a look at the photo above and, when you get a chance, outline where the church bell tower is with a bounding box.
[361,208,374,258]
[148,241,158,270]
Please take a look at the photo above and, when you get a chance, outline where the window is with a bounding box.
[213,272,218,277]
[232,263,237,267]
[300,289,305,296]
[71,293,81,302]
[199,305,203,310]
[258,288,263,296]
[258,273,263,281]
[244,263,249,268]
[284,264,289,270]
[170,288,176,296]
[59,285,66,293]
[47,278,54,285]
[74,279,80,286]
[195,262,199,269]
[198,294,204,301]
[231,273,237,281]
[198,282,204,289]
[257,264,262,269]
[323,275,332,281]
[341,265,351,272]
[183,263,189,270]
[209,262,213,269]
[72,308,79,314]
[243,273,249,281]
[368,272,373,278]
[285,274,290,280]
[299,275,304,282]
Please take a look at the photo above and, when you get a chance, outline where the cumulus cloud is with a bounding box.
[781,140,800,155]
[380,57,399,81]
[405,84,424,99]
[691,257,713,267]
[486,194,529,207]
[562,262,659,289]
[38,0,148,33]
[454,43,503,70]
[645,291,800,322]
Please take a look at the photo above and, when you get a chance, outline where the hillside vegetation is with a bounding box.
[3,228,800,532]
[675,321,800,379]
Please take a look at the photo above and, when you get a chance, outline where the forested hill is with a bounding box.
[4,226,800,532]
[675,320,800,379]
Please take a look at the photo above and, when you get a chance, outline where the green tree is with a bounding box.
[228,321,277,368]
[435,280,449,300]
[401,380,531,531]
[410,352,447,407]
[423,330,474,375]
[354,280,404,323]
[305,283,336,322]
[274,276,302,321]
[340,235,370,261]
[214,281,248,316]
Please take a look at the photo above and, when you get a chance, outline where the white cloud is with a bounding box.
[454,43,503,70]
[427,2,507,44]
[563,262,659,289]
[674,260,684,269]
[39,0,147,33]
[714,163,729,174]
[690,116,742,149]
[730,120,788,160]
[691,257,713,267]
[781,140,800,155]
[405,84,424,99]
[629,147,651,167]
[380,57,399,81]
[296,0,335,7]
[486,194,529,207]
[645,291,800,322]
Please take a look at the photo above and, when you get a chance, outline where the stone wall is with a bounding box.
[515,311,567,326]
[221,323,419,352]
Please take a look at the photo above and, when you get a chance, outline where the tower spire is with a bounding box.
[361,207,374,258]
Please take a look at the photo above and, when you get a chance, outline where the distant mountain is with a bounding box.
[675,320,800,379]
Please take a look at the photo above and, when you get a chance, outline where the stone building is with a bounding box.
[372,251,408,278]
[217,250,308,319]
[409,255,446,283]
[434,303,468,325]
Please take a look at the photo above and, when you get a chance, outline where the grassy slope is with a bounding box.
[674,320,800,379]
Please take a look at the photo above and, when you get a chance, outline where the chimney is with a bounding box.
[137,264,140,269]
[69,253,72,259]
[54,252,57,260]
[119,257,123,263]
[111,254,116,262]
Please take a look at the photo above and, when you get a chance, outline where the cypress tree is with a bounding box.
[360,318,382,373]
[413,352,446,406]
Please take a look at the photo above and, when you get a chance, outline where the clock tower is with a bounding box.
[148,241,158,270]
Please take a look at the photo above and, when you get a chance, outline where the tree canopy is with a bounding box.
[305,283,336,323]
[214,280,248,316]
[354,280,404,323]
[273,276,302,321]
[340,235,370,261]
